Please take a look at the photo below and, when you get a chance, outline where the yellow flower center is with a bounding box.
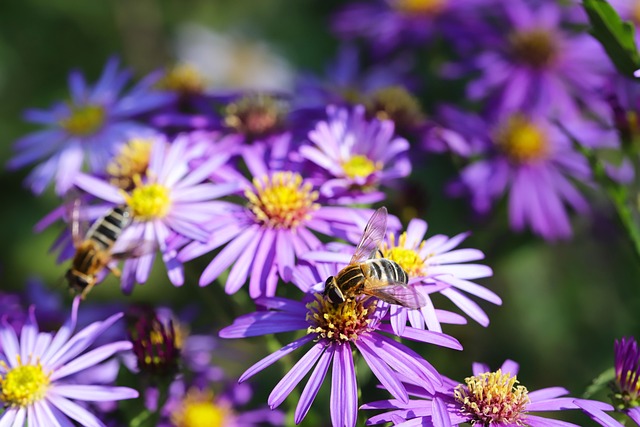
[509,28,558,68]
[393,0,447,15]
[366,86,424,130]
[0,359,50,407]
[495,115,549,164]
[380,232,428,277]
[171,389,230,427]
[246,172,319,229]
[125,180,172,221]
[224,95,285,138]
[454,369,530,426]
[107,138,152,191]
[60,104,106,136]
[306,293,375,343]
[156,64,206,94]
[342,155,382,179]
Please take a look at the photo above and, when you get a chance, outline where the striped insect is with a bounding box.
[66,202,148,299]
[323,206,426,309]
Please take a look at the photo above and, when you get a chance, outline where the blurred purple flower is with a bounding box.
[364,359,605,426]
[448,110,594,240]
[179,152,373,298]
[219,286,461,427]
[461,1,611,118]
[300,105,411,204]
[0,298,138,426]
[8,57,175,195]
[73,133,239,293]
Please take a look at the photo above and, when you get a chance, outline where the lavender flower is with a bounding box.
[577,337,640,427]
[364,359,602,426]
[219,275,462,427]
[448,110,594,240]
[305,216,498,332]
[460,1,610,118]
[73,133,239,293]
[0,298,138,426]
[300,105,411,204]
[179,152,374,298]
[8,57,174,195]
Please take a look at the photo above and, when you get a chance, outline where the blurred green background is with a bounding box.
[1,1,639,425]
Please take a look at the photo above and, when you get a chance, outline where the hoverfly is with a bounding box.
[66,201,149,299]
[323,206,426,309]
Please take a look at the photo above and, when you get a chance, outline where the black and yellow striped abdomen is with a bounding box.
[330,258,408,298]
[85,205,132,250]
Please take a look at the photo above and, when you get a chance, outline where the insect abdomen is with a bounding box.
[365,259,408,284]
[86,206,132,250]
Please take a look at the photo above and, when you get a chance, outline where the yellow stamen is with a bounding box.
[124,177,172,221]
[59,104,106,136]
[495,115,549,163]
[380,232,428,277]
[156,64,206,94]
[0,357,51,407]
[107,138,152,191]
[454,369,530,425]
[342,155,382,179]
[393,0,447,15]
[306,293,375,343]
[509,29,558,68]
[246,171,319,229]
[171,389,230,427]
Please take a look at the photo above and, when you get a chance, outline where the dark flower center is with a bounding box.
[508,29,558,69]
[224,95,286,139]
[366,86,425,132]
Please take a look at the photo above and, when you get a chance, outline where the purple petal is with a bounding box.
[433,397,452,427]
[46,394,106,427]
[527,397,577,411]
[49,384,138,401]
[528,387,570,403]
[73,173,124,204]
[525,414,581,427]
[356,339,408,404]
[50,341,132,381]
[237,335,315,382]
[295,345,334,424]
[331,343,358,427]
[225,229,262,294]
[377,324,462,350]
[0,407,18,427]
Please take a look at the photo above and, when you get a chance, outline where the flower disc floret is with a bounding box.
[509,28,558,68]
[366,86,424,130]
[225,95,285,138]
[393,0,447,15]
[613,337,640,410]
[454,369,530,426]
[0,359,50,407]
[107,138,152,190]
[171,389,230,427]
[342,155,382,179]
[306,294,375,343]
[246,172,319,229]
[495,115,549,164]
[156,64,206,94]
[125,180,172,221]
[381,232,426,277]
[59,104,106,136]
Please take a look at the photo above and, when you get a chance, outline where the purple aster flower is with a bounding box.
[300,105,411,204]
[0,297,138,426]
[8,57,175,195]
[576,337,640,427]
[178,151,376,298]
[73,132,239,293]
[305,216,498,332]
[447,110,597,240]
[219,269,462,427]
[460,0,611,118]
[364,359,601,426]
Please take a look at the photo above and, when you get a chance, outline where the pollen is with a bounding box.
[107,138,152,191]
[156,63,206,94]
[171,388,230,427]
[59,104,106,136]
[246,171,319,229]
[0,357,50,407]
[342,155,382,179]
[495,115,550,164]
[366,86,425,131]
[380,232,427,277]
[454,369,530,426]
[306,293,375,343]
[393,0,447,15]
[509,28,558,68]
[124,178,172,221]
[224,94,286,139]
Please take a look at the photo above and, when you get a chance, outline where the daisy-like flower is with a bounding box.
[461,0,610,118]
[0,298,138,426]
[219,281,461,427]
[73,132,239,293]
[576,337,640,427]
[364,359,603,426]
[448,110,595,240]
[178,151,377,298]
[8,57,175,195]
[305,216,498,332]
[300,104,411,204]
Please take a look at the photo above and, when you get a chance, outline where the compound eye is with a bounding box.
[324,276,334,287]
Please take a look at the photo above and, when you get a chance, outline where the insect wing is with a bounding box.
[111,240,158,260]
[64,193,88,246]
[350,207,388,264]
[363,277,426,310]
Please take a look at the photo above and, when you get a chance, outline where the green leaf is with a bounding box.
[583,0,640,77]
[583,367,615,398]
